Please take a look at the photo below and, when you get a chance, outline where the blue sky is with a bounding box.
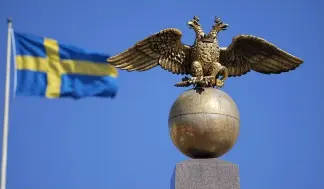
[0,0,323,188]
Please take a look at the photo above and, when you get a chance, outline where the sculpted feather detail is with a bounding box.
[107,16,304,88]
[219,35,303,77]
[108,28,191,75]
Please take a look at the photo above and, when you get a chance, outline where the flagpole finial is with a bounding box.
[6,18,12,24]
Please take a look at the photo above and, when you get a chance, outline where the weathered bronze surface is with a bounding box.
[107,16,303,88]
[168,87,240,159]
[107,16,304,159]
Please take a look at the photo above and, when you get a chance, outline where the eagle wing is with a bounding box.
[219,34,303,77]
[107,28,191,75]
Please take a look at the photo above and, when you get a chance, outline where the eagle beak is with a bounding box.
[222,24,229,29]
[187,21,194,29]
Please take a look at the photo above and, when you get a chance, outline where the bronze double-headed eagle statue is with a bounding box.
[107,16,304,159]
[107,16,303,88]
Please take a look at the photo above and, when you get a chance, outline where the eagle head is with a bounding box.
[187,16,229,42]
[187,16,205,39]
[208,17,229,38]
[187,16,200,29]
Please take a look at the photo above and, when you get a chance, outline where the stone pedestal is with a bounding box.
[170,159,240,189]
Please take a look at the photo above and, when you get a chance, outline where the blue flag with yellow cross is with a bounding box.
[12,31,119,99]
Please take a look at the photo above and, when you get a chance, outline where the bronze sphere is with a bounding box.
[168,87,240,159]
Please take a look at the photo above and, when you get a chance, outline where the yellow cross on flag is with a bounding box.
[13,31,119,99]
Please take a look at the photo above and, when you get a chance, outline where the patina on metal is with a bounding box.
[168,87,240,158]
[107,16,303,89]
[107,16,304,159]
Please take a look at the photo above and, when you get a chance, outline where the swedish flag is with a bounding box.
[12,31,119,99]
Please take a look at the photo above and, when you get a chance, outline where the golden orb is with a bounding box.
[168,87,240,159]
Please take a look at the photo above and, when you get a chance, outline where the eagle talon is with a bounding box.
[175,76,213,88]
[190,77,197,84]
[216,79,224,88]
[204,77,209,86]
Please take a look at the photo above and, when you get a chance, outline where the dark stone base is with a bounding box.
[171,159,240,189]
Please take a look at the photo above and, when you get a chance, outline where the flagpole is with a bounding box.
[1,18,12,189]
